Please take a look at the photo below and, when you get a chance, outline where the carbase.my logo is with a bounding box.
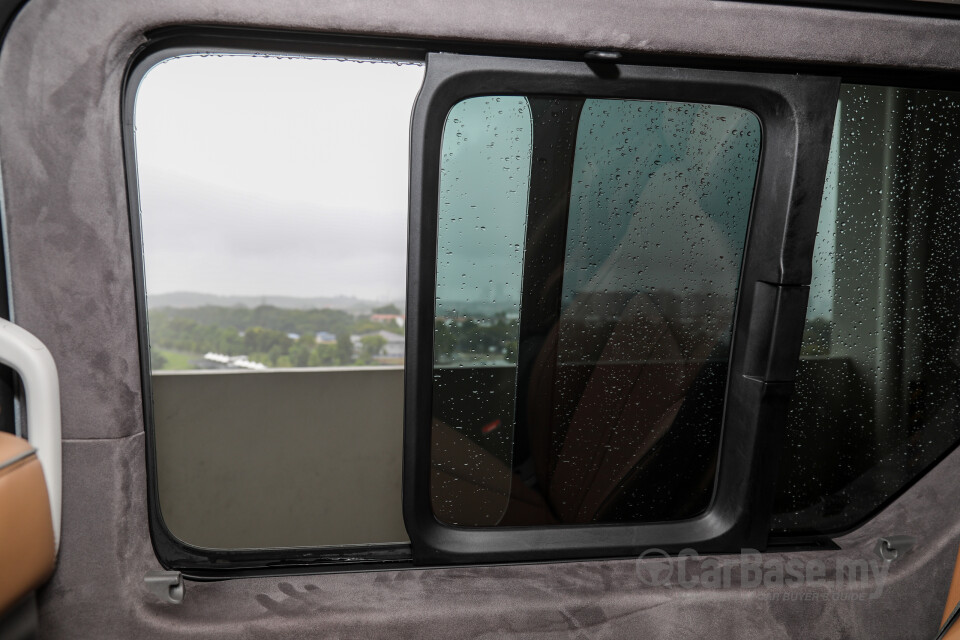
[635,548,674,586]
[634,548,891,598]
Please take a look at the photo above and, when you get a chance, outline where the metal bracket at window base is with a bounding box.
[144,570,184,604]
[874,535,916,561]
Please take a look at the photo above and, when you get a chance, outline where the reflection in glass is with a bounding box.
[775,84,960,535]
[432,96,761,527]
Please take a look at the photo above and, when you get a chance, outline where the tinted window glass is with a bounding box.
[774,84,960,535]
[431,96,761,526]
[432,96,533,524]
[135,54,424,548]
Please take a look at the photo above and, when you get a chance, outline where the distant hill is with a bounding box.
[148,292,402,314]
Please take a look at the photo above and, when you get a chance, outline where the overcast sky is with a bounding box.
[134,54,425,301]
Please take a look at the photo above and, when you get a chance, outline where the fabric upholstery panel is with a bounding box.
[0,0,957,638]
[36,433,960,639]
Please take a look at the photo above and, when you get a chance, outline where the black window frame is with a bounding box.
[733,0,960,21]
[404,52,839,565]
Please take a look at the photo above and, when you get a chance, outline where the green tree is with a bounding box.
[434,321,456,362]
[289,344,311,367]
[147,304,414,365]
[248,352,270,367]
[360,334,387,360]
[336,332,354,364]
[313,343,339,366]
[244,326,293,355]
[150,349,168,370]
[372,303,402,315]
[267,344,284,366]
[504,340,518,363]
[218,327,244,355]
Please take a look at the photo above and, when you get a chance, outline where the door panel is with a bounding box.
[1,0,958,638]
[40,437,960,639]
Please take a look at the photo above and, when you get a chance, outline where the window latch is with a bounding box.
[874,535,916,561]
[144,570,184,604]
[584,50,621,62]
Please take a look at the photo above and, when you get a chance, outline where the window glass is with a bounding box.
[135,54,424,548]
[431,96,532,525]
[774,84,960,535]
[431,96,761,526]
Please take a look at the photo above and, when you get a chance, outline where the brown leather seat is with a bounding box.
[432,288,722,526]
[940,546,960,639]
[0,432,55,615]
[525,290,720,524]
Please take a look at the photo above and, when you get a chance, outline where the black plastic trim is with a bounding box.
[0,0,28,52]
[732,0,960,20]
[512,97,584,482]
[743,283,811,382]
[404,52,840,565]
[0,0,31,434]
